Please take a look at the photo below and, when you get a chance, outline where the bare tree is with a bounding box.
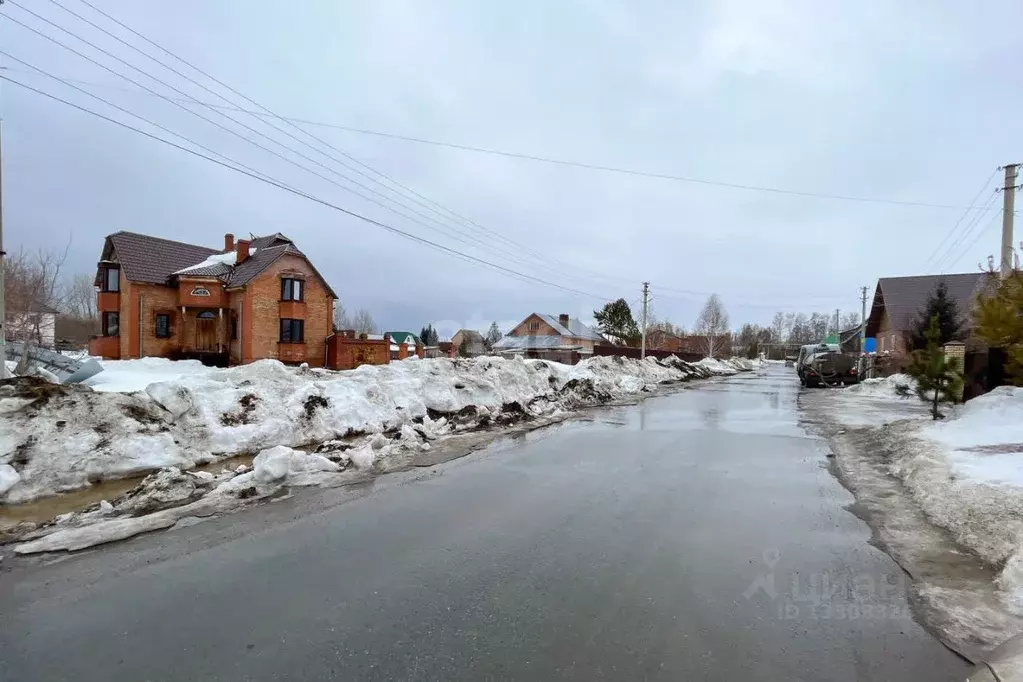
[65,273,97,319]
[695,294,729,358]
[841,311,861,330]
[771,312,785,344]
[5,246,70,368]
[351,309,377,334]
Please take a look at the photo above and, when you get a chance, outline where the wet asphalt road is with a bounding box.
[1,366,968,681]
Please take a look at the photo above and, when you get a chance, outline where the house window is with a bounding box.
[154,313,171,338]
[281,278,304,301]
[102,311,119,337]
[280,318,304,343]
[528,320,539,332]
[101,267,120,292]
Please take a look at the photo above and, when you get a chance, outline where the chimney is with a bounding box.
[224,233,235,252]
[559,313,570,328]
[236,239,251,264]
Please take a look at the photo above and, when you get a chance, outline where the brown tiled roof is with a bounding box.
[102,231,337,298]
[249,233,292,250]
[867,272,994,335]
[224,243,340,298]
[105,231,219,285]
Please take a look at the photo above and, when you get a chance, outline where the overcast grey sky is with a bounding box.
[2,0,1020,336]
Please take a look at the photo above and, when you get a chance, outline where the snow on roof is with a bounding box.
[536,314,603,341]
[494,335,581,350]
[173,250,250,275]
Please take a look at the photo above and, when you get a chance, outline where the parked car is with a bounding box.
[795,343,860,387]
[802,350,858,387]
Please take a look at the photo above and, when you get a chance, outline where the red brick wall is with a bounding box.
[138,283,183,358]
[243,254,334,366]
[177,279,225,308]
[327,335,390,370]
[509,314,557,337]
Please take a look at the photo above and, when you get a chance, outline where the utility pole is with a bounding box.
[640,281,649,359]
[834,308,840,338]
[0,81,7,380]
[1000,163,1019,279]
[859,286,869,349]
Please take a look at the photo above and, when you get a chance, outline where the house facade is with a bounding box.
[88,231,337,366]
[451,329,486,356]
[493,313,603,361]
[865,273,993,357]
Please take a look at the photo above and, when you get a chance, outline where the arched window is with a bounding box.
[197,311,216,320]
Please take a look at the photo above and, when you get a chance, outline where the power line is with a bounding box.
[0,73,617,301]
[42,0,552,266]
[0,73,994,212]
[0,50,292,189]
[10,1,640,291]
[944,209,1006,271]
[933,191,999,272]
[57,0,552,263]
[4,4,551,271]
[922,168,998,270]
[0,73,887,315]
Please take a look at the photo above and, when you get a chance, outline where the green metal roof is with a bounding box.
[387,331,421,346]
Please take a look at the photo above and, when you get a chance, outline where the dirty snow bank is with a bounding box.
[881,387,1023,611]
[1,355,753,505]
[834,384,1023,614]
[844,373,916,399]
[6,355,757,552]
[13,446,348,554]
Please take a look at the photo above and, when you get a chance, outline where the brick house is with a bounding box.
[88,231,337,366]
[645,329,683,352]
[493,313,603,359]
[451,329,486,356]
[864,273,994,357]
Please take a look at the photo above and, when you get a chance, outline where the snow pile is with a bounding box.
[84,357,215,393]
[876,386,1023,612]
[1,355,754,505]
[845,374,916,399]
[696,357,737,375]
[251,445,340,483]
[12,446,342,554]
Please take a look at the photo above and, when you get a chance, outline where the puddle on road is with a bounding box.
[0,454,255,527]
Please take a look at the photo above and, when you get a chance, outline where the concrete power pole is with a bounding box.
[859,286,869,349]
[640,282,649,359]
[0,96,7,379]
[1001,163,1019,279]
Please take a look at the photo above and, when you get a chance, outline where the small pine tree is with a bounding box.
[910,280,964,350]
[906,314,964,419]
[973,271,1023,385]
[485,322,502,350]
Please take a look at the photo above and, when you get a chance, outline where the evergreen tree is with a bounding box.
[906,314,963,419]
[973,271,1023,384]
[593,299,640,345]
[484,322,502,350]
[910,280,963,350]
[419,324,439,347]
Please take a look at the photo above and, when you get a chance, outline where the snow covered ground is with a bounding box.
[814,375,1023,638]
[83,357,217,393]
[2,354,760,552]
